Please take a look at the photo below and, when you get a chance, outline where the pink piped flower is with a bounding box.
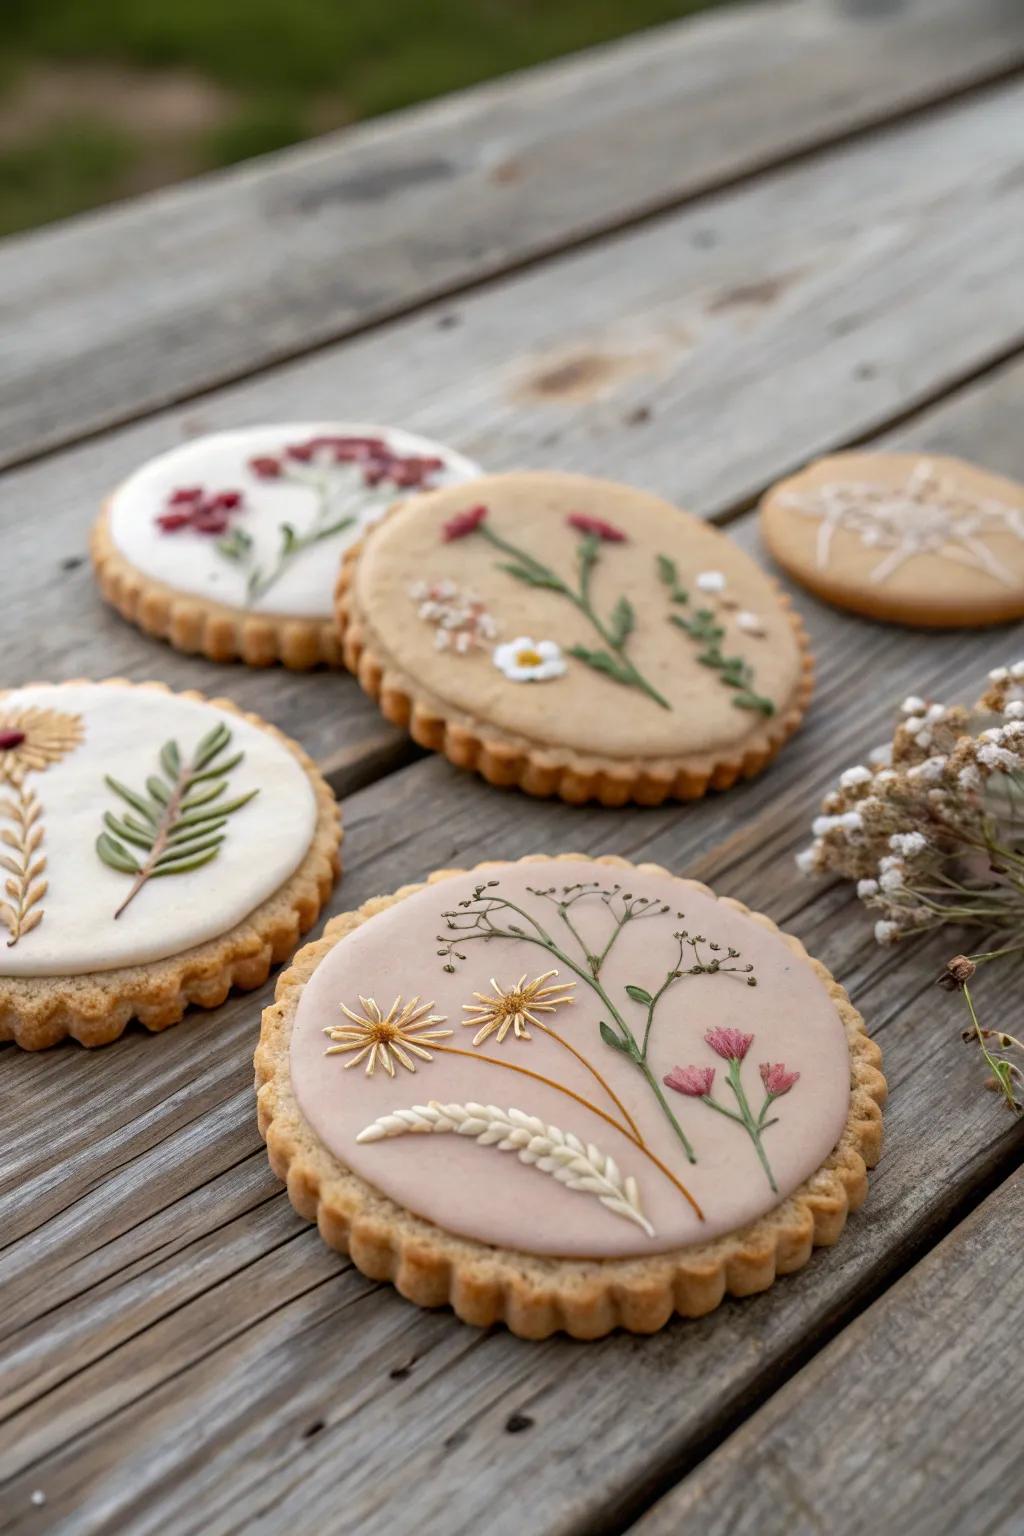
[567,512,626,542]
[664,1065,715,1097]
[443,504,488,541]
[704,1026,754,1062]
[759,1062,800,1097]
[156,485,246,536]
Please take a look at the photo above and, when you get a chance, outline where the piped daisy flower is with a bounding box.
[0,709,83,787]
[462,970,576,1046]
[493,637,567,682]
[324,995,452,1076]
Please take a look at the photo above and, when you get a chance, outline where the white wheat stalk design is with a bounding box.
[356,1100,655,1238]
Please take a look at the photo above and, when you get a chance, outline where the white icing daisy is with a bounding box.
[493,637,567,683]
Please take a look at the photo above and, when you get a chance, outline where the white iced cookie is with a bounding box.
[92,424,480,668]
[0,681,341,1048]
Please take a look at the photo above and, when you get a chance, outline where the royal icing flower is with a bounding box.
[462,969,575,1047]
[443,504,488,541]
[493,637,567,682]
[696,570,727,593]
[759,1062,800,1096]
[410,580,497,654]
[324,994,452,1077]
[567,512,626,542]
[0,709,83,787]
[704,1026,754,1061]
[663,1065,716,1097]
[156,486,245,536]
[250,435,444,490]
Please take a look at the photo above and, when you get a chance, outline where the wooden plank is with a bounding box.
[3,81,1022,802]
[3,355,1024,1531]
[629,1169,1024,1536]
[1,0,1022,468]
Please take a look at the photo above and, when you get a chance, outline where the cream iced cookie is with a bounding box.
[0,681,340,1048]
[760,452,1024,627]
[92,424,480,668]
[255,854,885,1339]
[335,471,813,805]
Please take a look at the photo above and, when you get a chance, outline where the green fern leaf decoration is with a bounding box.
[96,724,258,919]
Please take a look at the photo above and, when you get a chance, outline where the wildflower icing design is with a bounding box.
[664,1028,800,1193]
[442,505,671,708]
[780,457,1024,587]
[290,858,856,1256]
[0,709,83,947]
[656,555,774,715]
[493,637,566,683]
[462,970,575,1045]
[410,579,498,654]
[324,995,453,1076]
[798,660,1024,1112]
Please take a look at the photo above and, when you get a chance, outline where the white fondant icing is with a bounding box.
[0,684,317,978]
[106,424,481,619]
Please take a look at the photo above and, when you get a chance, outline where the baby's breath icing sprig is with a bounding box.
[656,555,774,716]
[435,878,757,1164]
[798,660,1024,1111]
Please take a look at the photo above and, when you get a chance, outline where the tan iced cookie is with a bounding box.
[92,423,480,668]
[760,452,1024,628]
[0,680,341,1048]
[255,854,885,1339]
[335,471,813,805]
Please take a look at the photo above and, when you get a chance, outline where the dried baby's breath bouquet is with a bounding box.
[798,661,1024,1112]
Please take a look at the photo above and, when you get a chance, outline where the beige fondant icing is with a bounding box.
[348,472,805,760]
[288,860,851,1259]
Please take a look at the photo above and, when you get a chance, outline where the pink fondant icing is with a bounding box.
[289,862,852,1258]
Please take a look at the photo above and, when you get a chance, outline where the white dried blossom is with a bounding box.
[874,920,899,945]
[840,766,873,788]
[795,847,821,875]
[857,878,879,898]
[901,696,926,715]
[889,831,927,856]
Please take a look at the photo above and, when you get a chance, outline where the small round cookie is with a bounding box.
[0,680,341,1048]
[92,424,480,668]
[256,854,885,1339]
[335,471,813,805]
[760,451,1024,628]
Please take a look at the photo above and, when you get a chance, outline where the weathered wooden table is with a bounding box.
[3,2,1024,1531]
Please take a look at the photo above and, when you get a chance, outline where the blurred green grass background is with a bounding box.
[0,0,729,237]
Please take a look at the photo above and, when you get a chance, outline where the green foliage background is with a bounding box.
[0,0,728,236]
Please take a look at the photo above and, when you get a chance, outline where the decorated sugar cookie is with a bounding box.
[256,855,885,1339]
[335,471,813,805]
[92,424,480,668]
[0,681,340,1048]
[760,452,1024,627]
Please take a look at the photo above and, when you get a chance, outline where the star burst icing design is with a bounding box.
[324,995,452,1076]
[781,458,1024,587]
[462,969,576,1046]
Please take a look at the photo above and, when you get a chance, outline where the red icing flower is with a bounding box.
[567,512,626,542]
[759,1062,800,1096]
[443,504,488,541]
[156,486,246,536]
[247,436,446,491]
[663,1065,715,1097]
[704,1026,754,1062]
[249,455,282,479]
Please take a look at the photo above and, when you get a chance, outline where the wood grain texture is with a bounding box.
[3,80,1022,809]
[629,1168,1024,1536]
[1,0,1022,467]
[2,356,1024,1532]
